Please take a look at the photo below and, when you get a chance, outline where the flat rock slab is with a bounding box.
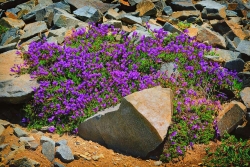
[56,145,74,163]
[20,21,48,40]
[195,0,226,19]
[42,141,55,162]
[0,50,39,104]
[14,127,29,137]
[0,17,25,28]
[236,40,250,56]
[78,86,173,158]
[217,101,247,137]
[67,0,118,13]
[197,27,226,49]
[136,0,157,16]
[73,6,103,22]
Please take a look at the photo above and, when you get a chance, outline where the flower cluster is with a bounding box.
[13,24,242,161]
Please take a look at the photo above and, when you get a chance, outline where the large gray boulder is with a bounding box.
[78,86,173,158]
[0,50,39,104]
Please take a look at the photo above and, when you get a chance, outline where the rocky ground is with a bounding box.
[0,0,250,166]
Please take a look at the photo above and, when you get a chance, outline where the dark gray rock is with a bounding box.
[225,36,237,51]
[14,127,29,137]
[73,6,103,23]
[247,11,250,19]
[217,101,247,137]
[236,40,250,56]
[56,139,67,146]
[120,15,142,24]
[54,162,65,167]
[105,8,120,20]
[0,42,16,53]
[187,16,197,23]
[215,49,241,62]
[163,6,173,15]
[163,22,181,34]
[54,1,71,13]
[0,0,29,10]
[226,10,238,17]
[0,28,20,46]
[238,72,250,88]
[56,145,74,163]
[224,58,245,72]
[210,20,231,35]
[128,0,142,6]
[195,0,226,19]
[171,1,196,11]
[42,141,55,162]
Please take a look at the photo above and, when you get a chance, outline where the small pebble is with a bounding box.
[154,161,162,166]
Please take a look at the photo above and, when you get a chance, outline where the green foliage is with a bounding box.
[203,134,250,167]
[177,21,191,30]
[0,25,8,40]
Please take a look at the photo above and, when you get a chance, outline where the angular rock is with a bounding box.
[29,141,39,150]
[0,125,5,136]
[197,27,226,48]
[40,136,55,145]
[20,36,41,48]
[0,0,29,10]
[0,43,17,53]
[224,58,245,72]
[171,10,200,20]
[42,141,55,162]
[120,14,142,24]
[0,119,10,127]
[67,0,118,13]
[240,87,250,109]
[9,157,40,167]
[56,139,67,146]
[0,28,20,46]
[0,50,39,104]
[128,29,151,44]
[136,0,157,16]
[73,6,103,23]
[20,21,48,40]
[0,17,25,29]
[53,8,82,28]
[210,20,231,35]
[78,86,173,158]
[226,10,238,17]
[238,72,250,88]
[215,49,240,62]
[54,162,65,167]
[48,27,66,38]
[105,8,120,20]
[163,22,181,34]
[217,101,247,136]
[103,20,122,28]
[128,0,142,6]
[195,0,226,19]
[236,40,250,56]
[226,20,248,40]
[54,1,71,13]
[163,6,173,16]
[0,144,8,151]
[56,145,74,163]
[171,1,196,11]
[14,127,28,137]
[19,136,35,143]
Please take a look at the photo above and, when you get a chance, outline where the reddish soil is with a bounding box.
[0,123,220,167]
